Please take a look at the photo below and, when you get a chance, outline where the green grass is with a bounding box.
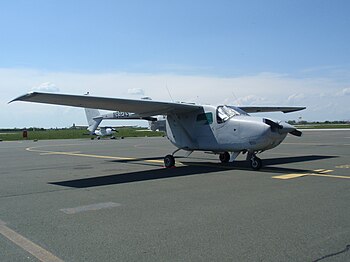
[295,124,350,129]
[0,128,165,141]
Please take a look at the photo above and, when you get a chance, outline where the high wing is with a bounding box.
[239,106,306,113]
[10,92,202,116]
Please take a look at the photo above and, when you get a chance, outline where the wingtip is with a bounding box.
[282,107,307,113]
[8,92,36,104]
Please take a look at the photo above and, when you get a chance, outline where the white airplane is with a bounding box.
[10,92,305,170]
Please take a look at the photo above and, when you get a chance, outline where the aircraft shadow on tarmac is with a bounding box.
[50,155,337,188]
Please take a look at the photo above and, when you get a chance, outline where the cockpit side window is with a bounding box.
[196,112,213,125]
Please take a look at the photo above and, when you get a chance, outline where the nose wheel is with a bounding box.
[249,154,262,170]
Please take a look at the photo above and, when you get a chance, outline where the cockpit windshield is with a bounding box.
[227,106,249,116]
[217,105,248,123]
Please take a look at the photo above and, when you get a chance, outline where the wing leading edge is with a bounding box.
[10,92,202,116]
[10,92,305,115]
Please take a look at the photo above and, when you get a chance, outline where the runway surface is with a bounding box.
[0,130,349,261]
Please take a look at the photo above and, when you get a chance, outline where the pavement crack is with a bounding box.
[313,244,350,262]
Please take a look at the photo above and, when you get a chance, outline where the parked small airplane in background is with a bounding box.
[84,108,116,139]
[10,92,305,170]
[84,107,166,138]
[84,93,166,138]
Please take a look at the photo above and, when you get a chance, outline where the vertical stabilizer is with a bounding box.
[84,108,103,134]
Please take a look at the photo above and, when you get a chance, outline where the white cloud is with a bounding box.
[287,93,305,104]
[336,87,350,96]
[31,82,60,92]
[127,88,145,96]
[229,95,267,106]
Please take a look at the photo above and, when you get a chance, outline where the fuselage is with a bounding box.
[165,105,291,153]
[94,128,114,137]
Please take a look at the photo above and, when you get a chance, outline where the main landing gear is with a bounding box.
[219,151,262,170]
[164,148,183,168]
[164,150,262,170]
[219,152,230,163]
[164,154,175,168]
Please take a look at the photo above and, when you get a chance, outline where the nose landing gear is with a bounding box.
[247,153,262,170]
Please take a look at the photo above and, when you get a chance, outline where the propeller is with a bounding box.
[264,118,283,130]
[264,118,302,137]
[289,129,302,137]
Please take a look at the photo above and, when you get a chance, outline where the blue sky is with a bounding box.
[1,0,350,127]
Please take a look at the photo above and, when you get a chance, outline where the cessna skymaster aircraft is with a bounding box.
[10,92,305,170]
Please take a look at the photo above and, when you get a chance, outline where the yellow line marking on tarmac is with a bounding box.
[144,159,163,163]
[319,169,333,173]
[307,173,350,179]
[272,174,307,179]
[0,219,63,262]
[28,147,182,166]
[273,169,350,180]
[40,151,82,155]
[27,147,135,161]
[313,169,333,173]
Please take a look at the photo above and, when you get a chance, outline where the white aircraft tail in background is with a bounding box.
[84,108,115,139]
[85,108,103,134]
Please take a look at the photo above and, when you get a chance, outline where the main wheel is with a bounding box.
[250,156,262,170]
[164,154,175,168]
[219,152,230,163]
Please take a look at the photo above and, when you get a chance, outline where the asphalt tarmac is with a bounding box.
[0,130,349,262]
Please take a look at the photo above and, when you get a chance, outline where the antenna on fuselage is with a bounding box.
[166,82,174,102]
[231,91,239,105]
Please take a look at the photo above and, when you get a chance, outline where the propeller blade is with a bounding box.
[264,118,283,130]
[289,129,302,137]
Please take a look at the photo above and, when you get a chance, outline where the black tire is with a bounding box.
[219,152,230,163]
[250,157,262,170]
[164,154,175,168]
